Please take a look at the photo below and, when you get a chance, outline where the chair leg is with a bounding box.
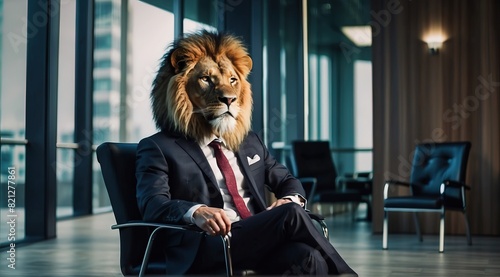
[382,210,388,250]
[351,203,358,221]
[319,219,329,240]
[139,227,163,277]
[365,199,372,221]
[412,212,423,242]
[439,211,445,253]
[463,211,472,246]
[222,234,233,277]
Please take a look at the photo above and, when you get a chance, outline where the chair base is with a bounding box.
[382,209,472,253]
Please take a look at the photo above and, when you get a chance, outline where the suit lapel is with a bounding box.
[175,138,219,192]
[236,146,267,211]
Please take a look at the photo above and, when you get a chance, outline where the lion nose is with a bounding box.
[218,96,237,107]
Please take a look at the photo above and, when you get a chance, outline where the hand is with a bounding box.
[193,206,232,236]
[266,198,292,210]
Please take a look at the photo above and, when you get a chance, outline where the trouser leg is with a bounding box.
[256,242,329,275]
[191,203,357,275]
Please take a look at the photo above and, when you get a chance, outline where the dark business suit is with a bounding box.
[136,129,356,275]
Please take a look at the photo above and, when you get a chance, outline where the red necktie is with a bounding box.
[209,140,252,219]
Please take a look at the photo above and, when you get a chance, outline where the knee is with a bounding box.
[281,201,307,216]
[280,202,310,223]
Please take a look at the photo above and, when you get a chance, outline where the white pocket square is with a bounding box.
[247,154,261,165]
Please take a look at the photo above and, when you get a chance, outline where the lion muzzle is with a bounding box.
[218,96,237,107]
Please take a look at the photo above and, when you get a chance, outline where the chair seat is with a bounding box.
[384,196,442,210]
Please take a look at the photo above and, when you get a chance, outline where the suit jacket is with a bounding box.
[135,129,305,274]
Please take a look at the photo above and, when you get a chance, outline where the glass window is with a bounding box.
[0,145,26,243]
[309,54,332,140]
[95,34,112,49]
[91,0,176,212]
[94,101,111,117]
[0,0,28,245]
[94,78,112,91]
[56,148,74,217]
[354,60,373,172]
[95,1,112,18]
[1,1,27,139]
[184,0,218,33]
[307,0,372,174]
[56,0,77,218]
[262,0,303,162]
[127,0,175,142]
[95,58,111,68]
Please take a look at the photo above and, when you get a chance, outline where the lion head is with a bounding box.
[151,31,253,151]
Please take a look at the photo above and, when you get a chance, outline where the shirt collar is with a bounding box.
[199,135,228,149]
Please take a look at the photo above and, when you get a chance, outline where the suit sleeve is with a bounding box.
[135,137,198,223]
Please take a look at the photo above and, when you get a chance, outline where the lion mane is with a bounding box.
[151,31,253,151]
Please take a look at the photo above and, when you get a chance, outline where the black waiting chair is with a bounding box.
[96,142,232,277]
[291,140,373,221]
[382,142,472,253]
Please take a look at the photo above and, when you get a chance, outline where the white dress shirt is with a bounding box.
[183,135,303,223]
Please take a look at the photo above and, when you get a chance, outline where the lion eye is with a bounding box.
[230,77,238,84]
[200,76,211,83]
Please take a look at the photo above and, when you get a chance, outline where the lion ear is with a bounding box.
[170,49,190,73]
[239,55,253,76]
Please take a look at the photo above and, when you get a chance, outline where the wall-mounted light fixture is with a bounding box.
[424,34,445,55]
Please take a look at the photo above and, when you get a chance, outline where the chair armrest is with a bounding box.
[339,171,372,180]
[299,177,317,203]
[111,221,193,231]
[307,212,329,240]
[112,221,232,277]
[439,180,471,196]
[383,180,411,199]
[441,180,470,210]
[443,180,471,190]
[337,175,372,192]
[353,171,373,179]
[385,180,411,187]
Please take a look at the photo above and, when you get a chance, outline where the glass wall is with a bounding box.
[91,0,176,212]
[56,0,76,218]
[184,0,218,33]
[262,0,372,174]
[0,0,28,245]
[0,0,374,246]
[262,0,304,164]
[128,0,174,142]
[353,60,372,172]
[307,0,372,174]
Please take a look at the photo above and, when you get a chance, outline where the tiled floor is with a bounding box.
[0,212,121,277]
[1,210,500,276]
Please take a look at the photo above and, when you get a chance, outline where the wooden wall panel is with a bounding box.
[371,0,500,236]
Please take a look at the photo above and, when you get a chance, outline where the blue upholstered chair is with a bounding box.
[382,142,472,253]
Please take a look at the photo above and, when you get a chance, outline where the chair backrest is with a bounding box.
[97,142,140,224]
[96,142,165,275]
[291,140,339,191]
[410,142,471,197]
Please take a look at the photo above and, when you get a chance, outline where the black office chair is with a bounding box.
[97,142,329,276]
[382,142,472,253]
[96,142,232,277]
[291,140,373,221]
